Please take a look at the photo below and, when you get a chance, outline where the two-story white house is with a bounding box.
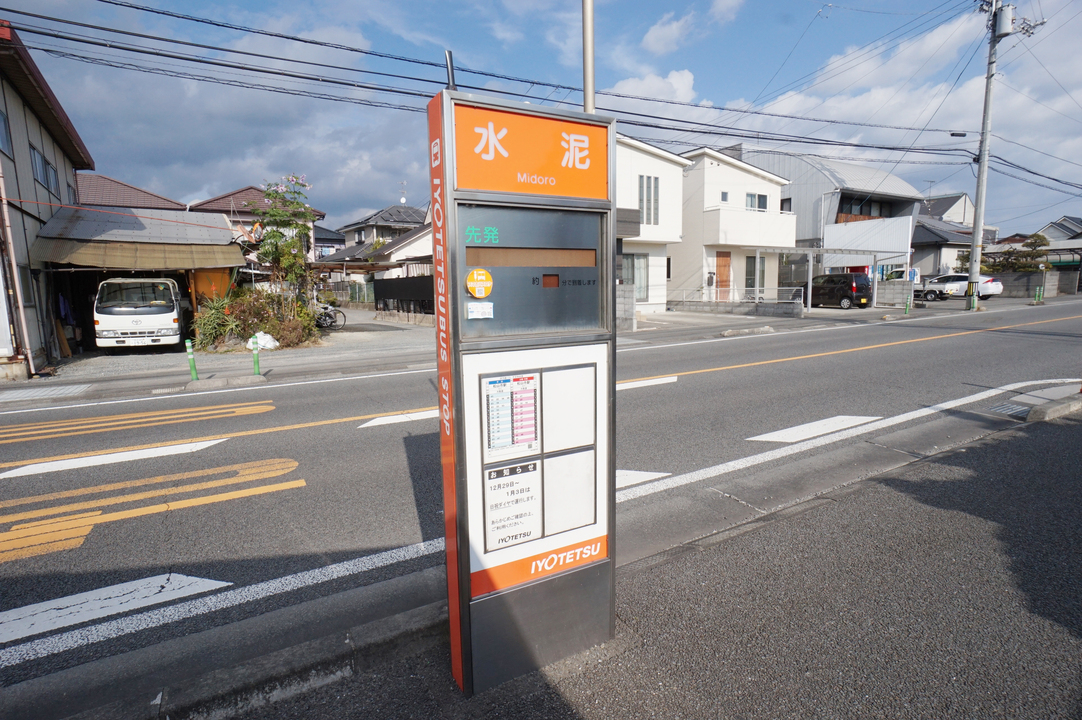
[672,148,795,301]
[615,135,691,314]
[0,22,95,380]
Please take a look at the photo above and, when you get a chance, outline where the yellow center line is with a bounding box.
[0,460,300,525]
[0,480,306,550]
[0,459,297,508]
[0,407,439,470]
[0,402,275,445]
[3,313,1079,472]
[623,313,1082,384]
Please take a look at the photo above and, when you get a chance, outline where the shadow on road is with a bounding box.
[881,417,1082,640]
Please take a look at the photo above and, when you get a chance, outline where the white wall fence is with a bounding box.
[668,287,804,304]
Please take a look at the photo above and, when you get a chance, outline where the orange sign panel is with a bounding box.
[454,104,608,200]
[470,535,607,597]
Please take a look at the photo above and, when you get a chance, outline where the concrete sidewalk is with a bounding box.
[232,413,1082,719]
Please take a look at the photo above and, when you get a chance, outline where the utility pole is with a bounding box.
[582,0,595,113]
[967,2,1042,309]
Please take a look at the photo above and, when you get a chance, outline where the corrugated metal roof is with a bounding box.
[38,206,235,245]
[804,157,922,199]
[31,238,245,269]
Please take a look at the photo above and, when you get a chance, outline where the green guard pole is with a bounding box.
[185,339,198,381]
[252,336,260,375]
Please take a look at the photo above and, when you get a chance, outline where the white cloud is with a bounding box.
[609,70,698,103]
[641,12,696,56]
[545,10,586,67]
[489,21,524,45]
[813,13,984,96]
[710,0,744,24]
[608,42,656,78]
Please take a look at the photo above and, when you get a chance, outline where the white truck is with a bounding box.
[93,278,189,349]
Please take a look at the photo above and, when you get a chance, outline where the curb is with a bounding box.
[185,375,267,392]
[1026,395,1082,422]
[160,602,447,720]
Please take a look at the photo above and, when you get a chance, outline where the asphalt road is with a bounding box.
[1,298,1081,697]
[238,415,1082,719]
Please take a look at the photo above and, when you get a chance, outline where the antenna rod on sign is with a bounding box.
[582,0,595,113]
[444,50,457,91]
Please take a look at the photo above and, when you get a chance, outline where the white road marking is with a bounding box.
[0,368,436,416]
[360,409,440,428]
[616,300,1082,355]
[616,470,670,489]
[617,378,1081,503]
[0,539,444,668]
[3,379,1078,668]
[0,574,232,644]
[747,415,881,443]
[0,439,228,479]
[0,385,91,403]
[616,376,677,391]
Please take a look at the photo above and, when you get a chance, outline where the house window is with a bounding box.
[746,193,767,211]
[744,256,766,289]
[68,183,77,205]
[30,145,61,196]
[840,196,892,217]
[0,109,12,158]
[781,198,792,212]
[720,191,728,203]
[666,256,671,281]
[18,265,34,306]
[639,175,659,225]
[621,253,649,301]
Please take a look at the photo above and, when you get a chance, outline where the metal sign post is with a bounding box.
[427,90,616,695]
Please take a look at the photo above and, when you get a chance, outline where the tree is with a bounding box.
[246,174,318,294]
[967,232,1049,273]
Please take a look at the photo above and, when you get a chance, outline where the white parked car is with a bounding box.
[924,273,1003,302]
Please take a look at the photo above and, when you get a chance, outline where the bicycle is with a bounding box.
[314,303,347,330]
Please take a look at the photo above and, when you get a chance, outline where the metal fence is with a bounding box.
[316,282,374,304]
[667,286,804,305]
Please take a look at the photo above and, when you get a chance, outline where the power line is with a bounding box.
[14,27,434,99]
[91,0,583,91]
[37,47,427,113]
[77,0,979,135]
[15,2,1079,201]
[0,6,448,89]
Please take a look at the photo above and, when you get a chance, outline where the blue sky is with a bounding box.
[9,0,1081,236]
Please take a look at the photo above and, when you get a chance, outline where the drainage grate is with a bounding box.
[152,386,186,395]
[987,403,1031,419]
[0,384,92,403]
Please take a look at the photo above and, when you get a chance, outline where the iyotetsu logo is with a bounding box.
[430,139,441,168]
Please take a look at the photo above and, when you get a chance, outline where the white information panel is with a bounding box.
[461,343,609,575]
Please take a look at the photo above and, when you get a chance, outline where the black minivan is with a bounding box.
[811,273,872,309]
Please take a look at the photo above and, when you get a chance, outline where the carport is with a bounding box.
[31,206,245,354]
[741,244,910,310]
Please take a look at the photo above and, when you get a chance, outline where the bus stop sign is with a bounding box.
[427,90,616,695]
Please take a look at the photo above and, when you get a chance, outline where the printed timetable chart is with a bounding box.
[482,374,540,463]
[478,364,599,554]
